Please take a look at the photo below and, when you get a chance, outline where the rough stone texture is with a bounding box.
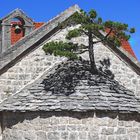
[0,5,80,70]
[94,43,140,97]
[0,30,67,101]
[0,5,79,101]
[42,25,140,97]
[2,111,140,140]
[0,5,139,101]
[0,45,66,101]
[1,60,140,114]
[0,119,2,140]
[0,5,140,140]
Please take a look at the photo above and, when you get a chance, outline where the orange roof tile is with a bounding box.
[105,28,137,59]
[121,40,137,59]
[34,22,44,29]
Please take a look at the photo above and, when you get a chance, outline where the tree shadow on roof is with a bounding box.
[42,59,121,96]
[98,58,114,79]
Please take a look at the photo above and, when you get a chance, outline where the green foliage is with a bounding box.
[130,28,135,33]
[98,17,102,24]
[43,9,135,72]
[66,29,81,39]
[70,9,104,31]
[43,41,78,60]
[89,9,97,19]
[104,20,135,46]
[67,9,135,47]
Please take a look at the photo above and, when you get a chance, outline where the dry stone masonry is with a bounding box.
[0,44,66,101]
[0,60,140,113]
[2,112,140,140]
[0,24,140,101]
[44,26,140,97]
[0,4,140,140]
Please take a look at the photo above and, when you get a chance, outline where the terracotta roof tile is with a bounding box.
[105,28,137,59]
[34,22,44,29]
[121,40,137,59]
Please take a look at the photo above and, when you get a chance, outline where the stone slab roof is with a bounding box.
[0,60,140,114]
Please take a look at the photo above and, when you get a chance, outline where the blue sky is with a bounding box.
[0,0,140,60]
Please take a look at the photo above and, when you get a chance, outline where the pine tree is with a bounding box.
[43,9,135,73]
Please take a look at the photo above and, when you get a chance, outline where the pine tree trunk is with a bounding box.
[88,32,97,73]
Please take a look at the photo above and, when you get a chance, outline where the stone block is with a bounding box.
[36,131,47,140]
[107,136,115,140]
[57,125,66,131]
[88,133,99,140]
[79,131,87,140]
[69,117,82,124]
[77,125,88,131]
[69,132,78,140]
[101,128,114,135]
[61,132,68,140]
[67,125,77,131]
[47,132,60,140]
[116,136,129,140]
[115,127,126,135]
[23,131,36,140]
[129,134,136,140]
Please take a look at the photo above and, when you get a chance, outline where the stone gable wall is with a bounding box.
[2,111,140,140]
[45,26,140,96]
[0,119,2,140]
[0,30,67,101]
[94,43,140,96]
[0,25,140,101]
[81,37,140,96]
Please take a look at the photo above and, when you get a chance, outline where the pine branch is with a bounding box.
[93,40,102,44]
[82,30,89,36]
[92,28,113,44]
[75,49,89,54]
[104,28,113,39]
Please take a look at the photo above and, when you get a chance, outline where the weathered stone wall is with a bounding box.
[0,24,139,101]
[81,37,140,96]
[0,5,78,101]
[0,31,66,101]
[94,43,140,96]
[2,111,140,140]
[0,117,2,140]
[44,26,140,96]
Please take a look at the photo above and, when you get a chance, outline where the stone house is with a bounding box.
[0,4,140,140]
